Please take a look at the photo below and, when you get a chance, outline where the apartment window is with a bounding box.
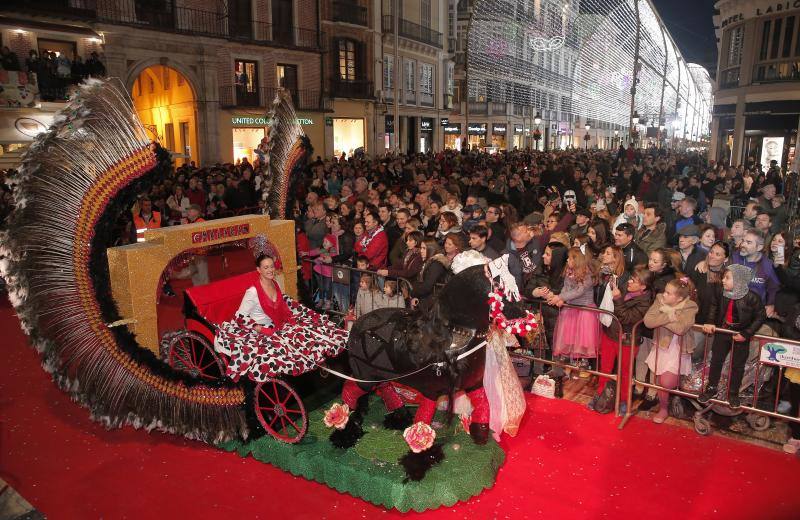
[277,64,298,92]
[726,25,745,66]
[235,59,259,106]
[383,54,394,90]
[338,40,357,81]
[421,0,431,28]
[446,61,454,95]
[405,59,416,103]
[419,62,433,106]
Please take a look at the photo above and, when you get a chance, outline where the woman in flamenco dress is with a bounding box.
[214,254,348,381]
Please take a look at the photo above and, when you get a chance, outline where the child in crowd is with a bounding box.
[350,255,370,306]
[445,193,463,225]
[354,273,379,319]
[311,234,337,309]
[591,266,654,414]
[376,279,406,310]
[700,264,767,408]
[550,247,600,369]
[643,277,699,423]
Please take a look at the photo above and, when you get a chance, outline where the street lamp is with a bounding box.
[632,111,640,126]
[534,112,542,126]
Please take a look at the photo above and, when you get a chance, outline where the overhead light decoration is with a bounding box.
[466,0,712,135]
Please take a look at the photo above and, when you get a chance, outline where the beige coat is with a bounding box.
[643,294,698,353]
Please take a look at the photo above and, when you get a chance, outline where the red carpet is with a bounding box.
[1,298,799,519]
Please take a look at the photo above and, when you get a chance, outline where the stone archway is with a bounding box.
[128,63,200,166]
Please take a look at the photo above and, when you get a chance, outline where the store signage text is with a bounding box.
[440,118,449,126]
[420,118,434,131]
[493,125,507,134]
[468,123,487,135]
[514,125,523,134]
[231,116,313,126]
[443,124,461,134]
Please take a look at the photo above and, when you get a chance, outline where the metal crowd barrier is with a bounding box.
[299,258,413,324]
[515,298,627,415]
[618,321,800,434]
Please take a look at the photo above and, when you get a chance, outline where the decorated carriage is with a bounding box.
[160,271,347,443]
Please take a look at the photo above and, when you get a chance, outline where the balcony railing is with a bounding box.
[219,86,330,111]
[382,16,442,48]
[331,1,368,26]
[752,60,800,83]
[2,2,321,51]
[330,78,373,99]
[468,101,488,115]
[490,102,508,115]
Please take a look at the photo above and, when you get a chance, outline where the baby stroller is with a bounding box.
[674,344,772,436]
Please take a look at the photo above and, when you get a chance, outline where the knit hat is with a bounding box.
[723,264,752,300]
[624,197,639,212]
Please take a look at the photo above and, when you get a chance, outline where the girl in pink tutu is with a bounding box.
[549,247,601,363]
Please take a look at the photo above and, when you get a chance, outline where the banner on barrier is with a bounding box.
[760,342,800,368]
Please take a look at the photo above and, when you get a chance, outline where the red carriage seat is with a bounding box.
[183,272,257,340]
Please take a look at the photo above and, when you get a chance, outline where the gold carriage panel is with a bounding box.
[107,214,297,353]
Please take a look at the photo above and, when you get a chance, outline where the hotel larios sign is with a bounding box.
[719,0,800,28]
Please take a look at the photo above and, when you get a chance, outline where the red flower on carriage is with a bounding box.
[323,402,350,429]
[404,422,436,453]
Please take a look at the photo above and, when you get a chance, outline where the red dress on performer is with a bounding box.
[214,273,348,381]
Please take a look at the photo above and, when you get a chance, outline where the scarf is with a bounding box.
[624,288,648,302]
[252,272,292,329]
[359,225,384,250]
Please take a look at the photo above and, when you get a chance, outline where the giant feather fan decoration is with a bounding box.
[0,79,247,442]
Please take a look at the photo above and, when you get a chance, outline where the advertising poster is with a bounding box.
[760,136,784,167]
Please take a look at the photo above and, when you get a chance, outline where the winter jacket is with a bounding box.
[411,254,450,300]
[730,251,781,306]
[635,222,667,255]
[604,291,653,342]
[387,249,423,281]
[505,237,542,291]
[706,289,766,341]
[680,245,705,275]
[354,230,389,270]
[621,240,648,272]
[643,294,698,353]
[690,268,723,323]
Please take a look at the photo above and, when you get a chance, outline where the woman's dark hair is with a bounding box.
[255,253,275,267]
[710,240,730,258]
[545,241,568,278]
[406,230,424,248]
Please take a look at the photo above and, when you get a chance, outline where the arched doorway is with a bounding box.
[131,65,198,166]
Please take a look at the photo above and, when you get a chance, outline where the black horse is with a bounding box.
[334,264,523,447]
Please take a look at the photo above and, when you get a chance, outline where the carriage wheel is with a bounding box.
[254,378,308,443]
[167,331,224,381]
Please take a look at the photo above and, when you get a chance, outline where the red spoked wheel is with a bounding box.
[254,378,308,443]
[166,331,225,381]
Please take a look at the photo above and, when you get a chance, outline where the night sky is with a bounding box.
[651,0,719,73]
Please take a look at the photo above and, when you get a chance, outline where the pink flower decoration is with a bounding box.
[460,413,472,433]
[323,402,350,429]
[403,422,436,453]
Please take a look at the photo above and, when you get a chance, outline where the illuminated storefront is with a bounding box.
[221,114,319,164]
[420,118,434,152]
[467,123,487,150]
[491,124,507,150]
[443,122,461,150]
[333,117,365,158]
[513,125,523,149]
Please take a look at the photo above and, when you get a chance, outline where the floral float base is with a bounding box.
[219,395,505,512]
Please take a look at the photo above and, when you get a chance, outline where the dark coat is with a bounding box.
[707,289,767,340]
[604,291,653,341]
[621,240,648,272]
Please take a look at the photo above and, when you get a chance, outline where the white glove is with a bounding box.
[487,254,521,302]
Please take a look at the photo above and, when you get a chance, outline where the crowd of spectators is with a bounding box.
[1,46,106,101]
[3,141,800,450]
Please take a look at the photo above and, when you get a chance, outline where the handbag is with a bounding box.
[598,281,614,327]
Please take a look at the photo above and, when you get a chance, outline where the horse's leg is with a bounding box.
[414,397,437,424]
[466,386,490,445]
[331,380,369,449]
[376,383,413,430]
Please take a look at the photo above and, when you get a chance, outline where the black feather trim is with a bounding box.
[399,443,445,482]
[329,409,364,449]
[383,406,412,430]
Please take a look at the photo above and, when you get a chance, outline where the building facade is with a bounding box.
[1,0,327,166]
[711,0,800,170]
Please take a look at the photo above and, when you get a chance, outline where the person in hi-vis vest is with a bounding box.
[132,197,161,243]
